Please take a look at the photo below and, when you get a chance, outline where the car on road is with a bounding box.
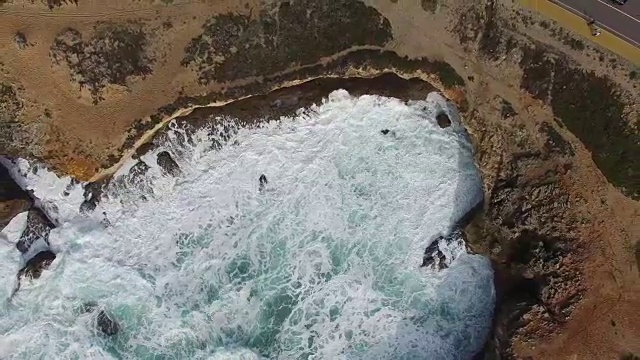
[609,0,628,5]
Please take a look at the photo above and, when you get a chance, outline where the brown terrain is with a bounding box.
[0,0,639,359]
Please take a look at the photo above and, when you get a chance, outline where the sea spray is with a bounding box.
[0,90,494,359]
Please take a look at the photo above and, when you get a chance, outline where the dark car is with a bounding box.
[610,0,628,5]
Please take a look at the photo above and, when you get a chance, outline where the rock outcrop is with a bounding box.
[156,151,181,177]
[81,302,121,336]
[17,250,57,280]
[0,162,32,230]
[96,310,120,336]
[16,208,55,254]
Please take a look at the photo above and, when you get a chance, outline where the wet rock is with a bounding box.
[421,236,449,270]
[436,112,451,128]
[18,250,56,280]
[14,32,28,50]
[0,163,32,230]
[80,301,120,335]
[156,151,181,177]
[380,129,397,137]
[96,310,120,336]
[79,178,109,214]
[16,208,54,254]
[259,174,268,192]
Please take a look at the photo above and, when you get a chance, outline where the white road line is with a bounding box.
[552,0,640,47]
[596,22,640,46]
[595,0,640,22]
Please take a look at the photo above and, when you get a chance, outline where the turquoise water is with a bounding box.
[0,90,494,359]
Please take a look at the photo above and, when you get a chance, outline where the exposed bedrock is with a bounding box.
[463,118,584,358]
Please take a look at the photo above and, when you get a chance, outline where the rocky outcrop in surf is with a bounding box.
[82,302,121,336]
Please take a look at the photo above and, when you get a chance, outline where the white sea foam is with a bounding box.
[0,90,494,359]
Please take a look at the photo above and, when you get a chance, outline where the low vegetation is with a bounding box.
[182,0,393,84]
[50,23,154,104]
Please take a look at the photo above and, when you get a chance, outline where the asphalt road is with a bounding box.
[554,0,640,46]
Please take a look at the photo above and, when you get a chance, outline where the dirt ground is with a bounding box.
[0,0,639,358]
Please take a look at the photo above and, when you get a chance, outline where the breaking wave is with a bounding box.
[0,90,494,359]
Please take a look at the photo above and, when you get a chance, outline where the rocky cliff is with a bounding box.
[0,0,638,358]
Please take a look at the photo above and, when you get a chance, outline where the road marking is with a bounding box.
[596,21,640,46]
[552,0,640,47]
[595,0,640,22]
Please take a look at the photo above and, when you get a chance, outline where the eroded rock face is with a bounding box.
[0,162,32,230]
[463,116,584,358]
[454,0,639,200]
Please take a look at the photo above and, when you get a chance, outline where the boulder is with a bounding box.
[421,236,448,270]
[96,310,120,336]
[259,174,268,192]
[81,302,120,336]
[436,112,451,128]
[156,151,181,177]
[16,208,54,254]
[17,250,56,280]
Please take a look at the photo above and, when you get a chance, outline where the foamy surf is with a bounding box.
[0,90,494,359]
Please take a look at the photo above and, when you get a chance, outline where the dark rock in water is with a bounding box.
[421,238,441,268]
[436,112,451,128]
[156,151,181,177]
[79,200,97,214]
[421,232,462,270]
[380,129,397,137]
[81,301,120,335]
[128,160,151,181]
[96,310,120,336]
[80,178,110,214]
[18,250,56,280]
[16,209,54,254]
[420,236,448,270]
[259,174,268,192]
